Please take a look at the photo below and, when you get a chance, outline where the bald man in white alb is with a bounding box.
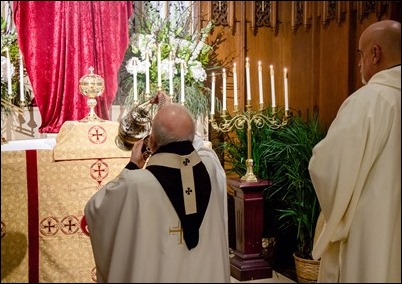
[85,103,230,283]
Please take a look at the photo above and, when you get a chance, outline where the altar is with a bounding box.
[1,120,131,283]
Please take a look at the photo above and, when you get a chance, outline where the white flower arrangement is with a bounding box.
[1,16,19,108]
[123,4,219,118]
[1,15,32,113]
[1,55,15,83]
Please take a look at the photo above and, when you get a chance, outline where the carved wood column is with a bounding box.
[227,177,272,281]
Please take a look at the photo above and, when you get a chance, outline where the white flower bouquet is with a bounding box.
[1,15,32,113]
[123,4,220,118]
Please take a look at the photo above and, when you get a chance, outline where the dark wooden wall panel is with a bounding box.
[200,1,400,127]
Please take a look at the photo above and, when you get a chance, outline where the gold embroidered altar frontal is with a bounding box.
[1,121,131,283]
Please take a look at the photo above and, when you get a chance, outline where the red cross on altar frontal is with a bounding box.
[40,217,59,236]
[88,125,107,144]
[90,159,109,186]
[60,215,80,235]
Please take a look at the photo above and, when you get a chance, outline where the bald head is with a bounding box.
[358,20,401,83]
[150,104,195,150]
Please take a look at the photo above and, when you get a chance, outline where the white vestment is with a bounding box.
[85,137,230,283]
[193,135,228,244]
[309,66,401,282]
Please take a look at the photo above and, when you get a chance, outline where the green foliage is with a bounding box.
[263,112,327,259]
[1,16,32,113]
[218,110,327,259]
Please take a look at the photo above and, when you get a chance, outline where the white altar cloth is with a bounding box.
[1,138,56,152]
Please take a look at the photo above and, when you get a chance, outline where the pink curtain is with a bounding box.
[14,1,133,133]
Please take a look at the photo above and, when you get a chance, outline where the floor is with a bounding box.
[228,246,297,283]
[230,271,296,283]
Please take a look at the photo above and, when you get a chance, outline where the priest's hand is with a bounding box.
[130,139,146,168]
[150,91,172,109]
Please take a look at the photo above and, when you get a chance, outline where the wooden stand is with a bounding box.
[227,177,272,281]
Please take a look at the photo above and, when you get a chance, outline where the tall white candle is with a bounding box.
[210,72,215,115]
[145,52,150,94]
[157,44,162,89]
[133,59,138,102]
[258,61,264,105]
[6,48,12,95]
[270,65,276,108]
[222,68,227,111]
[169,52,173,96]
[180,62,185,103]
[284,68,289,111]
[19,54,24,102]
[233,63,238,107]
[245,57,251,102]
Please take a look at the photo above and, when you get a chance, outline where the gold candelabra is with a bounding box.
[210,101,290,182]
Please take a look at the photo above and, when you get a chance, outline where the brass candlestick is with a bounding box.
[210,101,290,182]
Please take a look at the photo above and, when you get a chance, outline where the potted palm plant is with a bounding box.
[218,109,327,282]
[260,111,327,283]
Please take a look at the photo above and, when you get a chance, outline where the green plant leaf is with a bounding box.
[219,110,328,259]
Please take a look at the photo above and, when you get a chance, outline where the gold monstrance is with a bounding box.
[79,66,105,122]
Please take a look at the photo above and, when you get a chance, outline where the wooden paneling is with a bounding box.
[200,1,400,127]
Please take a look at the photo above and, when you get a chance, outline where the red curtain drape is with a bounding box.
[14,1,133,133]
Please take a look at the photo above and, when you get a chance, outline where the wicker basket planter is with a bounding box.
[293,253,320,283]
